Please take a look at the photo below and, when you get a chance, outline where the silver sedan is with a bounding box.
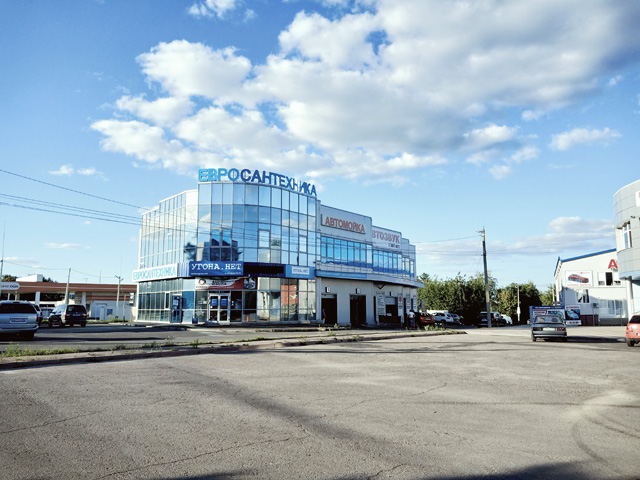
[531,314,567,342]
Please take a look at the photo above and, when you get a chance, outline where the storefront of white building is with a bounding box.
[614,179,640,318]
[554,249,627,326]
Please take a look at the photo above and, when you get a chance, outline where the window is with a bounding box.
[577,289,590,303]
[623,223,633,249]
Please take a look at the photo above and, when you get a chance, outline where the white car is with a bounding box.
[501,315,513,325]
[0,301,39,340]
[433,312,461,325]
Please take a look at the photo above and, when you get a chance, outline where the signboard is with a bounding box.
[321,215,366,234]
[0,282,20,291]
[132,264,177,282]
[285,265,315,279]
[189,261,243,277]
[376,293,386,316]
[195,277,256,290]
[565,305,581,325]
[198,168,317,197]
[372,227,401,250]
[566,271,593,287]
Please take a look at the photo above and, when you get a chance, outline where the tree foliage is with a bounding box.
[418,274,543,324]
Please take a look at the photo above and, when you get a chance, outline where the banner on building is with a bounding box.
[195,277,256,290]
[566,271,593,287]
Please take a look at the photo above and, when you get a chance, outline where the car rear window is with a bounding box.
[629,316,640,324]
[68,305,86,313]
[535,316,561,323]
[0,303,36,314]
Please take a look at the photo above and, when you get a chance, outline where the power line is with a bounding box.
[0,168,142,209]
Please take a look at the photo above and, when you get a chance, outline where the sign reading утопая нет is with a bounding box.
[198,168,317,196]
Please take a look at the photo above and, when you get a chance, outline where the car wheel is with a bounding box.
[48,321,54,328]
[531,333,537,342]
[81,322,86,328]
[627,339,635,347]
[21,332,35,341]
[562,337,568,342]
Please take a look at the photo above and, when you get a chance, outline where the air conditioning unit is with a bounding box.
[592,303,599,308]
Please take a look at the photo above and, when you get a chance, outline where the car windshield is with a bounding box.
[534,316,562,324]
[0,303,36,314]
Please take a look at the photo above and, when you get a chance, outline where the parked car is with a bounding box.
[0,300,39,340]
[433,312,462,326]
[48,304,88,328]
[501,314,513,325]
[417,311,436,327]
[476,312,504,327]
[450,313,463,324]
[33,304,44,326]
[625,314,640,347]
[530,314,567,342]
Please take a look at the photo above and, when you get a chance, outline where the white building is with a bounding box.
[554,249,627,326]
[614,179,640,318]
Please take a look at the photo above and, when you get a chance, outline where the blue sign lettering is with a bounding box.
[188,261,243,277]
[198,168,317,197]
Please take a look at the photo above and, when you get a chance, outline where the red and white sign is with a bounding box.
[566,271,593,287]
[321,215,365,234]
[372,227,401,250]
[608,259,618,270]
[195,277,256,290]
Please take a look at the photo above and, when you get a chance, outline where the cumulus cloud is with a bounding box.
[188,0,239,18]
[92,1,640,183]
[549,127,622,151]
[50,164,75,176]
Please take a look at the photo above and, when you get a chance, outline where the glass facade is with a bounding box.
[137,183,318,323]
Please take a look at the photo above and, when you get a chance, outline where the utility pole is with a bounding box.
[115,275,123,319]
[64,268,71,303]
[480,228,492,328]
[517,284,521,324]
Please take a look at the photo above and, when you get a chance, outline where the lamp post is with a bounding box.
[115,275,123,319]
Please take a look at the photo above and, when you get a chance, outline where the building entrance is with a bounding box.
[321,295,337,325]
[350,295,367,327]
[208,293,230,324]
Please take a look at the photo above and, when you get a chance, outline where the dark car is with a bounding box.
[625,315,640,347]
[476,312,504,327]
[48,304,88,327]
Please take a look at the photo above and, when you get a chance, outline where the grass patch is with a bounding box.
[1,342,82,358]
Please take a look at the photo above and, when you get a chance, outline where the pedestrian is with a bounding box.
[408,309,415,330]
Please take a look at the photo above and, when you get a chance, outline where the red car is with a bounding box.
[417,312,436,327]
[626,315,640,347]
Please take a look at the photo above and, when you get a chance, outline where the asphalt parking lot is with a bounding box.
[0,323,631,369]
[2,326,638,479]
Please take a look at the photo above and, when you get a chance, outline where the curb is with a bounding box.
[0,330,464,370]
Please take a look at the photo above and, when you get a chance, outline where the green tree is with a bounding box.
[539,284,555,306]
[2,274,17,282]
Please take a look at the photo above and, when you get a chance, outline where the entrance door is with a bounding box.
[321,296,337,325]
[208,293,230,324]
[350,295,367,327]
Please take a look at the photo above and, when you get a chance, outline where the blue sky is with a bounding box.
[1,0,639,289]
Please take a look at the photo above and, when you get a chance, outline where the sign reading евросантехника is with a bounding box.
[198,168,317,197]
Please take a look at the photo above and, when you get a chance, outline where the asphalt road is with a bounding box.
[1,327,639,479]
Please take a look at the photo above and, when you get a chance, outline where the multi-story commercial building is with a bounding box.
[133,168,422,326]
[614,179,640,317]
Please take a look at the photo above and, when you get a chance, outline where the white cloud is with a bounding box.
[522,110,544,121]
[92,1,640,183]
[415,217,614,268]
[188,0,239,18]
[463,125,518,150]
[489,164,512,180]
[50,164,74,176]
[45,243,89,250]
[549,127,622,151]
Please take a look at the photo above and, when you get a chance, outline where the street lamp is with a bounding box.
[115,275,123,319]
